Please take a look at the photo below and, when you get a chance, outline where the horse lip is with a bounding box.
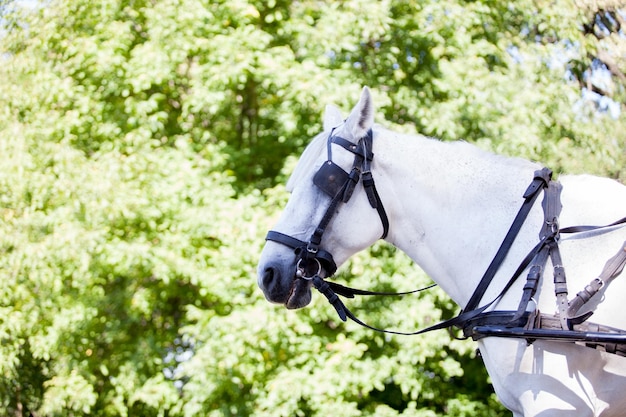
[285,278,312,309]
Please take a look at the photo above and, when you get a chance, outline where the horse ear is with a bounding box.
[345,86,374,140]
[323,104,343,131]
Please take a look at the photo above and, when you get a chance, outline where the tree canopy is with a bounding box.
[0,0,625,416]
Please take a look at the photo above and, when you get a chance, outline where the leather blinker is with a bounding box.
[313,161,350,198]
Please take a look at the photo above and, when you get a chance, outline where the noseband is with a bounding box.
[266,128,389,279]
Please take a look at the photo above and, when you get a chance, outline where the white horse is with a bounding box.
[257,87,626,417]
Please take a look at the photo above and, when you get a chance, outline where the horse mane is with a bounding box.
[287,126,539,193]
[446,139,537,170]
[383,124,540,172]
[286,130,328,192]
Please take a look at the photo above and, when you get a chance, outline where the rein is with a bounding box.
[267,129,626,350]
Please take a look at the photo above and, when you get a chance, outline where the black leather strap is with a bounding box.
[464,168,552,312]
[362,171,389,239]
[327,280,436,298]
[267,128,389,280]
[306,165,626,341]
[317,231,556,335]
[331,135,373,161]
[265,230,306,250]
[560,216,626,234]
[361,130,389,239]
[511,180,563,323]
[265,230,338,276]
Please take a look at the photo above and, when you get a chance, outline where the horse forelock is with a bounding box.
[286,130,328,192]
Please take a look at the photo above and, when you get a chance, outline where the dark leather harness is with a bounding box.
[266,129,626,356]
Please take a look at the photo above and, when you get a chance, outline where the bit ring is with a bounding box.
[295,258,322,280]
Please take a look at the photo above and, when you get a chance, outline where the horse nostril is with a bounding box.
[262,266,278,290]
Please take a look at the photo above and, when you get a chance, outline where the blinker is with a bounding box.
[314,161,349,198]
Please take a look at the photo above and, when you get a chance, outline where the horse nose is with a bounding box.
[261,265,278,291]
[259,264,290,304]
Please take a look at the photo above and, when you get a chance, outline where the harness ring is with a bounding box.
[296,258,322,280]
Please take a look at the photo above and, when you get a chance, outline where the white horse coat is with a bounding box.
[257,87,626,417]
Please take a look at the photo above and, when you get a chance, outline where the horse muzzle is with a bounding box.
[258,260,315,309]
[285,277,313,309]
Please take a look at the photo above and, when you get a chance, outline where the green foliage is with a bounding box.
[1,0,625,416]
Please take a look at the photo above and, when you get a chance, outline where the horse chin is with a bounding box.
[285,278,312,309]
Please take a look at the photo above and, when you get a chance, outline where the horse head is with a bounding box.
[257,87,390,310]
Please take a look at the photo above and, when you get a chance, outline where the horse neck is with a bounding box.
[374,127,542,307]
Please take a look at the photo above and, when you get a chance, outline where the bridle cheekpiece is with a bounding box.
[266,127,389,283]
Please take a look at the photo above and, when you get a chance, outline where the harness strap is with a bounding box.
[265,231,338,276]
[511,180,563,323]
[331,135,374,161]
[540,181,563,237]
[313,275,348,321]
[361,130,389,238]
[312,234,559,336]
[464,167,552,312]
[334,131,389,238]
[560,216,626,234]
[511,245,550,323]
[465,311,626,357]
[326,280,437,298]
[314,270,494,335]
[309,177,351,252]
[306,169,558,336]
[302,165,626,349]
[567,240,626,319]
[550,242,570,330]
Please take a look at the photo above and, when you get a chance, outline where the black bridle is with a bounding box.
[265,129,439,322]
[265,130,626,348]
[266,128,389,281]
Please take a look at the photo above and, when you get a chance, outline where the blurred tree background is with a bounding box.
[0,0,625,416]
